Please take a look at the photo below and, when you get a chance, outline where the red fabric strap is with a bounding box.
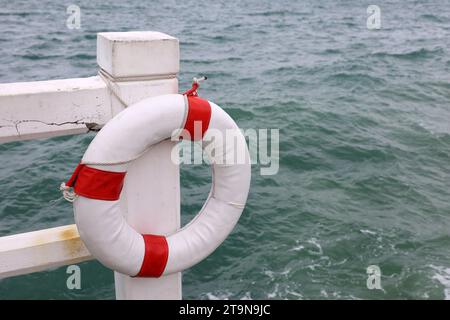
[136,234,169,277]
[183,96,211,140]
[66,164,126,201]
[182,82,199,96]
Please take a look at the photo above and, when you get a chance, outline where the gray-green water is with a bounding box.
[1,0,450,299]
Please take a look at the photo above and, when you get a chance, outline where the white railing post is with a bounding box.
[96,32,182,300]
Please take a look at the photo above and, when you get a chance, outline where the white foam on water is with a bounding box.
[204,291,252,300]
[290,239,305,252]
[429,265,450,300]
[333,258,348,266]
[263,270,275,281]
[204,291,233,300]
[280,268,291,277]
[263,267,291,281]
[290,245,305,252]
[285,289,303,299]
[267,283,279,299]
[240,291,253,300]
[360,229,377,235]
[267,283,303,299]
[307,237,323,255]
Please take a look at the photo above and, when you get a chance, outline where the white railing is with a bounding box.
[0,31,182,299]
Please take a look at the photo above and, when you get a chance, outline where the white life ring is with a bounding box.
[63,93,251,277]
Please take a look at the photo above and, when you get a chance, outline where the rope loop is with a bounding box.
[60,182,77,202]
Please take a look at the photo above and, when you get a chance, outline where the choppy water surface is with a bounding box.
[1,0,450,299]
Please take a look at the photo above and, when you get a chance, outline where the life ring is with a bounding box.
[62,91,251,277]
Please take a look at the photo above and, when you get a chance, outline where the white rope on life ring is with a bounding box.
[62,90,251,277]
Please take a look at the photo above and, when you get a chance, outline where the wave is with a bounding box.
[180,41,199,47]
[83,34,97,40]
[262,65,300,76]
[223,108,255,120]
[323,72,386,87]
[372,48,444,61]
[182,57,243,65]
[0,12,33,17]
[68,54,96,60]
[324,144,394,163]
[420,14,446,23]
[204,35,234,42]
[319,48,342,55]
[248,10,308,17]
[16,53,62,61]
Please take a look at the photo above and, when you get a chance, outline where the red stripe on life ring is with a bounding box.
[183,96,211,141]
[136,234,169,277]
[66,164,126,201]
